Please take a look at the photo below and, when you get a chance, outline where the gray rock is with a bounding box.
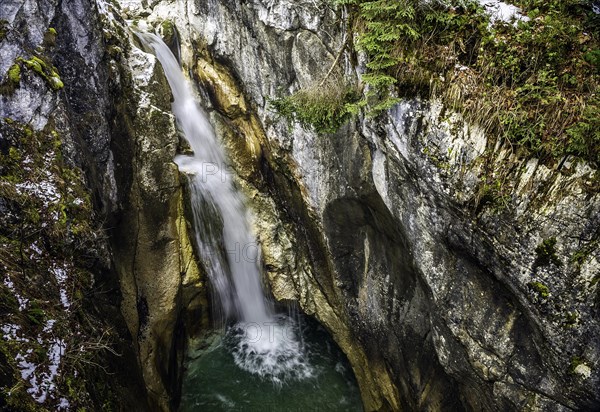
[122,0,599,410]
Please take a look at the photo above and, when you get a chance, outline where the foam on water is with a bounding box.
[180,313,363,411]
[225,314,315,385]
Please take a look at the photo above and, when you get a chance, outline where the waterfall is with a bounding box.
[138,33,313,383]
[139,32,271,323]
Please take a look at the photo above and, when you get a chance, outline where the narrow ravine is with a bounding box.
[138,33,363,410]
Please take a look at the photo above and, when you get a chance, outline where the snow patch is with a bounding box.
[477,0,529,25]
[58,398,70,410]
[1,323,28,342]
[43,320,56,334]
[7,315,66,404]
[50,266,70,310]
[15,180,61,206]
[16,339,67,404]
[13,150,63,209]
[29,242,42,256]
[31,339,66,403]
[3,277,29,310]
[16,350,36,383]
[59,290,69,310]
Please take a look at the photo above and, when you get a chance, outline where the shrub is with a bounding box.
[337,0,600,165]
[271,79,362,133]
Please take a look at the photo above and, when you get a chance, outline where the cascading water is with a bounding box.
[137,32,312,382]
[135,32,363,411]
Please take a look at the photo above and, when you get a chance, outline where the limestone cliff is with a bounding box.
[0,0,204,409]
[1,0,598,410]
[126,0,600,410]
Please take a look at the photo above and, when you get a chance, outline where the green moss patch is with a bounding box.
[19,55,64,91]
[271,80,362,134]
[528,281,550,299]
[0,63,21,95]
[8,64,20,83]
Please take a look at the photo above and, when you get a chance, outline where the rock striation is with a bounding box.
[126,0,600,410]
[1,0,598,410]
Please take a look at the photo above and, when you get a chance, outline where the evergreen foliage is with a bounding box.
[338,0,600,165]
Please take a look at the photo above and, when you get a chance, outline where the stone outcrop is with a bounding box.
[2,0,598,410]
[1,1,204,409]
[110,40,205,410]
[124,0,600,410]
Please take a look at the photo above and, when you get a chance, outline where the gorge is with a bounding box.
[1,0,599,411]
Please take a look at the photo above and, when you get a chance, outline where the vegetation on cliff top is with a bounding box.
[338,0,600,165]
[275,0,599,166]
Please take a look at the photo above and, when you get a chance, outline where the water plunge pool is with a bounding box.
[180,314,363,411]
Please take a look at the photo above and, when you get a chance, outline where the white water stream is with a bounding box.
[138,33,312,382]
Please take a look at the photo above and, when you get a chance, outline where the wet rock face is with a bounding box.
[125,1,600,410]
[375,101,600,410]
[2,1,204,410]
[111,40,206,411]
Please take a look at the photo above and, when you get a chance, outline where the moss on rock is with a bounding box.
[0,64,21,95]
[8,64,20,84]
[19,55,64,91]
[528,281,550,299]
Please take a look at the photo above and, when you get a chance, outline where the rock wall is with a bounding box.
[3,0,597,410]
[110,39,205,410]
[125,0,600,410]
[0,0,148,409]
[1,1,204,410]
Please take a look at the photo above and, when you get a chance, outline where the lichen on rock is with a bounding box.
[2,0,598,410]
[124,0,600,410]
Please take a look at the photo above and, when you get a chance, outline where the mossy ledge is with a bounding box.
[18,56,64,91]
